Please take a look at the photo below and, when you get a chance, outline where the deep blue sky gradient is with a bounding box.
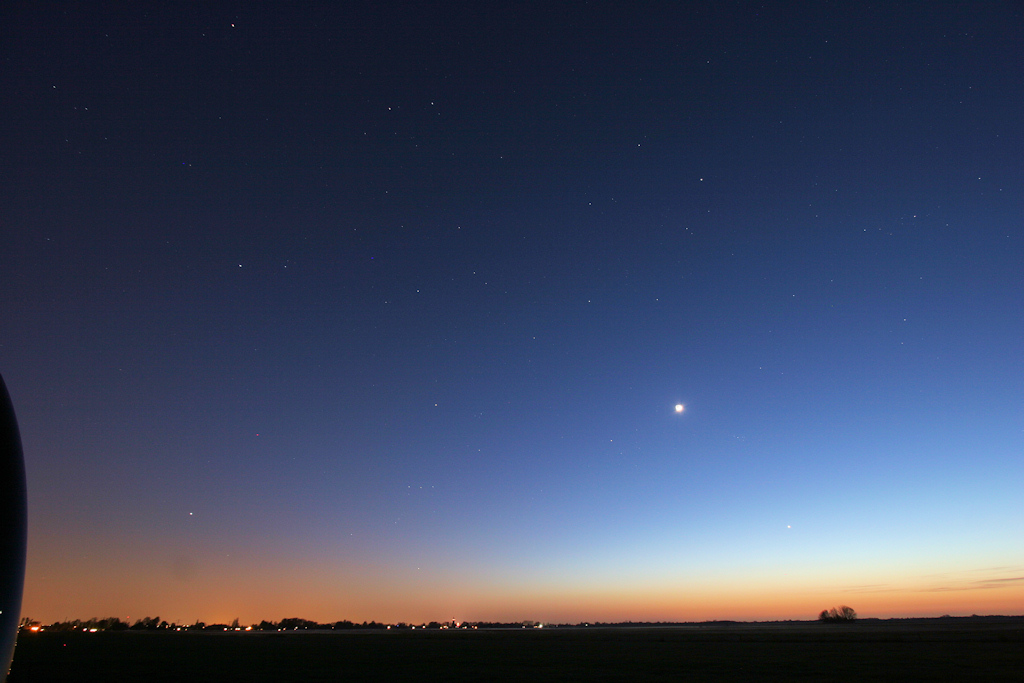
[2,1,1023,623]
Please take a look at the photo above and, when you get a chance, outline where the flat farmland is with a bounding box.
[8,619,1024,682]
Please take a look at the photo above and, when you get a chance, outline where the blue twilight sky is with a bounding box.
[2,1,1023,623]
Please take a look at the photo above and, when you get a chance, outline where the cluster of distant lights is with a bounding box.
[23,623,555,632]
[26,625,255,633]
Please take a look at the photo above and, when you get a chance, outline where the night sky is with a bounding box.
[3,2,1023,625]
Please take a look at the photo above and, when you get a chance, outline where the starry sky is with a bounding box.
[3,1,1023,625]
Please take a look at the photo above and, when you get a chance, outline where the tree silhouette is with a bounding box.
[818,605,857,622]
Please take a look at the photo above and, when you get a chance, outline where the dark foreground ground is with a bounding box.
[8,618,1024,682]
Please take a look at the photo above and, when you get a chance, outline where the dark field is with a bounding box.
[9,619,1024,682]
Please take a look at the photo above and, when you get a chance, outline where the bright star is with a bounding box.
[675,404,684,413]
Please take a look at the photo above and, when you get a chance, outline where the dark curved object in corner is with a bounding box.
[0,374,27,679]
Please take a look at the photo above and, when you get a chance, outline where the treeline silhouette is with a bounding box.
[21,611,1024,634]
[37,610,969,633]
[23,617,691,632]
[20,617,552,632]
[22,617,167,632]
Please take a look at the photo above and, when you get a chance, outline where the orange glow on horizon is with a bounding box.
[22,557,1024,625]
